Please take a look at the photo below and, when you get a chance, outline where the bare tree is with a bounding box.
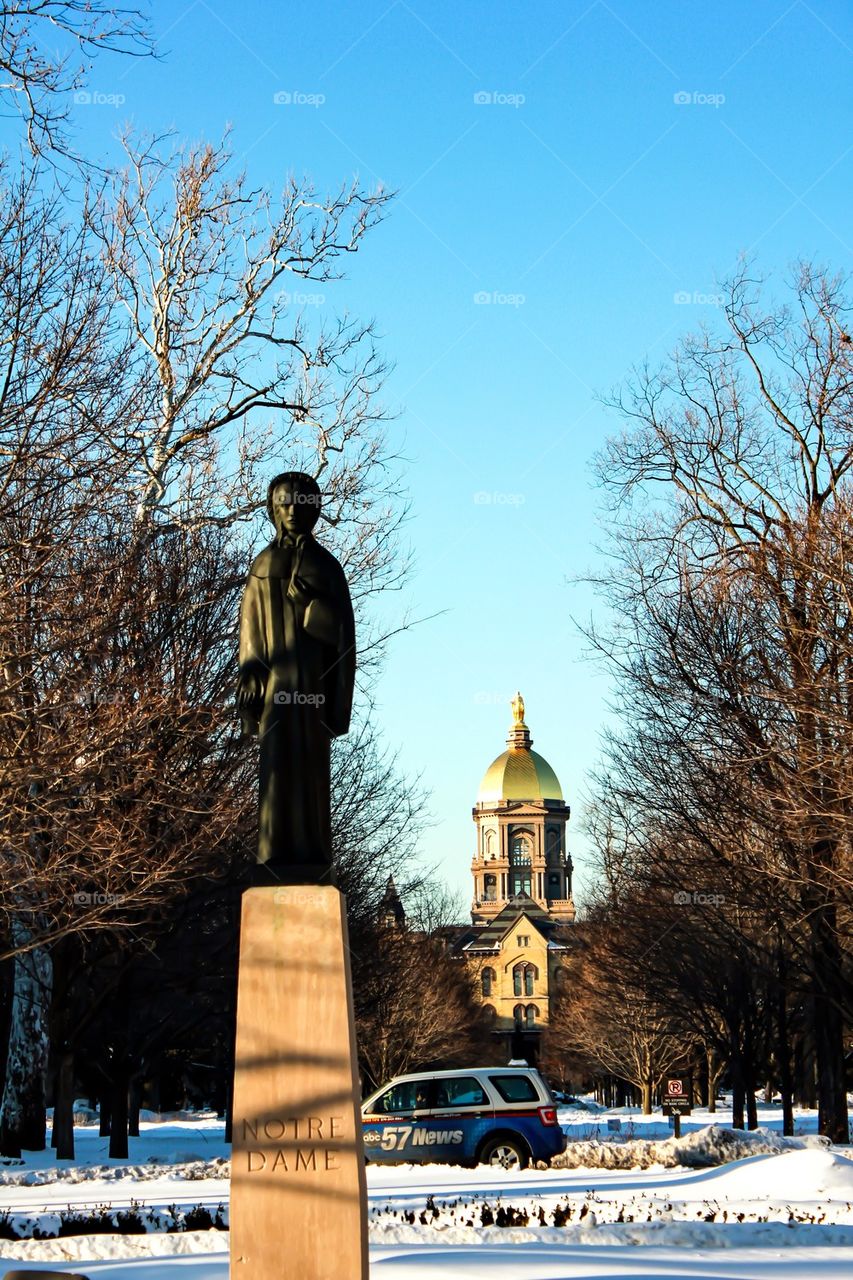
[589,261,853,1141]
[0,125,422,1153]
[354,924,489,1093]
[0,1,151,156]
[547,919,688,1113]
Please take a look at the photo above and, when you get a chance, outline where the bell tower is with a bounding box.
[471,693,574,925]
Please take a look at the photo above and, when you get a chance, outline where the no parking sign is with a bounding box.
[662,1076,692,1115]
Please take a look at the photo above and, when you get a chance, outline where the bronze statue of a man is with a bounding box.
[236,473,355,884]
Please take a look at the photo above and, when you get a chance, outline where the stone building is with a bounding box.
[453,694,575,1063]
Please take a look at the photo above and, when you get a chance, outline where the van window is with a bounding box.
[373,1081,421,1113]
[432,1077,488,1108]
[489,1074,539,1103]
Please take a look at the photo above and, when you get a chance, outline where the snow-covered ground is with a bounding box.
[0,1099,850,1277]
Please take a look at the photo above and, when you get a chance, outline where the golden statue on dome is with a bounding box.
[511,690,525,725]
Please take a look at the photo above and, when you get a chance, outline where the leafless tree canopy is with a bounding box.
[577,263,853,1141]
[0,127,414,954]
[0,1,152,156]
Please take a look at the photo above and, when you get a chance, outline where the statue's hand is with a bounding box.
[286,574,314,607]
[236,669,265,710]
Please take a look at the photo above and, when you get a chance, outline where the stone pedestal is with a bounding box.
[230,887,368,1279]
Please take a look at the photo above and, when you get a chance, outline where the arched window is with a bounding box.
[485,829,496,859]
[509,833,532,897]
[481,967,495,998]
[481,1003,496,1024]
[547,828,561,864]
[510,834,532,865]
[483,873,497,902]
[525,1004,538,1028]
[513,1003,525,1029]
[513,962,537,998]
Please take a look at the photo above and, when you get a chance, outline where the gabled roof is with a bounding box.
[461,894,553,953]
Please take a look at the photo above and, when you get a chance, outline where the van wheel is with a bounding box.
[480,1136,529,1170]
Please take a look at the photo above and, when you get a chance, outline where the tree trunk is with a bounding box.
[730,1048,745,1130]
[775,947,795,1137]
[814,997,848,1143]
[51,1049,75,1160]
[706,1047,718,1113]
[128,1076,141,1138]
[811,904,849,1143]
[99,1084,111,1137]
[640,1079,653,1115]
[794,1018,817,1108]
[108,1058,129,1159]
[0,929,51,1155]
[743,1017,758,1130]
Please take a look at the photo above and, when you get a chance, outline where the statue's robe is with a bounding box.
[238,534,355,880]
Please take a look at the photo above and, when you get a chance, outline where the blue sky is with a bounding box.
[35,1,853,905]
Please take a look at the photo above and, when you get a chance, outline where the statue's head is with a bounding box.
[267,471,322,539]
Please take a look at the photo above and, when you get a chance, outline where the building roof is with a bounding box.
[460,894,554,953]
[476,692,563,803]
[477,747,563,803]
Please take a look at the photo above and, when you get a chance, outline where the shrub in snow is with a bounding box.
[0,1201,229,1240]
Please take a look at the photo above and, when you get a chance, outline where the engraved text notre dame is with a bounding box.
[242,1115,344,1172]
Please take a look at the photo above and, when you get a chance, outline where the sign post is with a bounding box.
[661,1075,691,1138]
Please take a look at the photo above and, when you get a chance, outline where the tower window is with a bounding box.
[510,872,531,898]
[510,835,532,865]
[481,967,495,998]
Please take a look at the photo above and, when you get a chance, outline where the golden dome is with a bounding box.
[476,693,563,803]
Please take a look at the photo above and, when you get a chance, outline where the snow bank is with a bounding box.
[669,1148,853,1203]
[0,1229,227,1263]
[550,1124,829,1169]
